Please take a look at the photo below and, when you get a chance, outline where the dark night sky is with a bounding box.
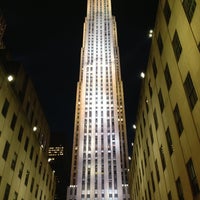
[1,0,158,188]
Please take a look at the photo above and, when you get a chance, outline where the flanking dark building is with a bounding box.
[0,49,56,199]
[129,0,200,199]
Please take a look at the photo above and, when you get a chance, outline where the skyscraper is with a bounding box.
[67,0,130,199]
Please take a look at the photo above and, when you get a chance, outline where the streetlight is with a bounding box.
[7,75,14,82]
[148,29,153,38]
[140,72,145,79]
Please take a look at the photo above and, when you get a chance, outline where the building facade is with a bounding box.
[67,0,130,199]
[129,0,200,199]
[0,50,56,199]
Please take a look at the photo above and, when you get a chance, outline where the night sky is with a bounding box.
[1,0,158,188]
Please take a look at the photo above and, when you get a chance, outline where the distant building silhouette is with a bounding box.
[0,10,6,49]
[48,131,71,200]
[129,0,200,199]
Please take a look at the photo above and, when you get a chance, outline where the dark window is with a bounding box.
[186,158,200,195]
[43,168,46,180]
[172,31,182,62]
[30,146,34,160]
[153,109,158,130]
[13,192,18,200]
[176,177,184,200]
[3,183,10,200]
[173,104,184,136]
[18,126,24,142]
[35,184,39,198]
[142,113,146,128]
[158,89,164,113]
[184,73,198,110]
[146,139,150,156]
[164,0,171,24]
[18,162,24,179]
[155,160,160,182]
[198,42,200,52]
[182,0,196,23]
[39,162,42,174]
[157,32,163,55]
[166,127,173,155]
[143,151,147,166]
[40,190,43,200]
[149,125,154,144]
[159,145,166,170]
[30,178,34,192]
[147,181,152,200]
[11,152,18,170]
[164,63,172,90]
[151,171,155,192]
[24,137,29,152]
[168,191,172,200]
[148,80,153,97]
[25,170,30,186]
[152,58,157,78]
[2,141,10,160]
[1,98,9,117]
[10,113,17,130]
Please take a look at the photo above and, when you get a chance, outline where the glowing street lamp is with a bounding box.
[7,75,14,82]
[140,72,145,78]
[133,124,137,130]
[148,29,153,38]
[33,126,37,132]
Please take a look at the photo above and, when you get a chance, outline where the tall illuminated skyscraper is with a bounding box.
[67,0,130,199]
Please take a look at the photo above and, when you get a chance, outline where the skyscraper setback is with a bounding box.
[67,0,130,199]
